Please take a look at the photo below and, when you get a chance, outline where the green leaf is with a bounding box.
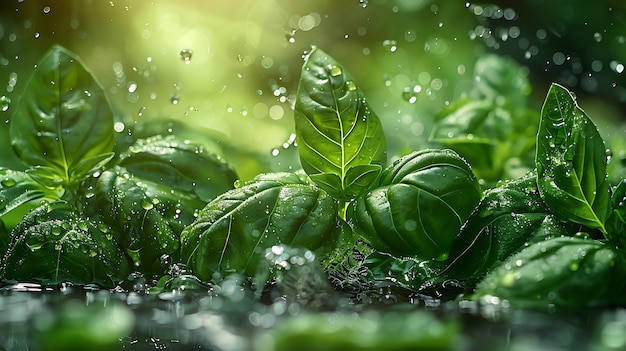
[350,149,482,260]
[10,45,114,187]
[471,54,531,109]
[294,47,386,202]
[474,237,626,308]
[0,200,130,287]
[180,172,342,281]
[441,175,575,281]
[536,83,611,234]
[118,135,238,203]
[607,179,626,244]
[82,167,184,273]
[0,168,58,219]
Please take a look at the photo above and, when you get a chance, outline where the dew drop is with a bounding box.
[326,64,342,77]
[593,32,602,42]
[383,39,398,52]
[170,94,180,105]
[180,49,193,64]
[0,96,11,112]
[359,0,368,8]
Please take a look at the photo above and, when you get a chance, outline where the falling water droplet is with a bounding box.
[382,39,398,52]
[359,0,368,8]
[179,49,193,64]
[0,96,11,112]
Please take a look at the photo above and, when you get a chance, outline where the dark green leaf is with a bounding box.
[0,200,130,286]
[10,45,114,187]
[441,175,574,281]
[180,172,342,280]
[118,135,238,203]
[294,47,386,201]
[474,237,626,308]
[536,83,611,234]
[607,179,626,244]
[350,149,482,260]
[82,166,185,273]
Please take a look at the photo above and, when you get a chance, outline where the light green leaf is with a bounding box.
[10,45,114,187]
[294,47,386,202]
[536,83,611,234]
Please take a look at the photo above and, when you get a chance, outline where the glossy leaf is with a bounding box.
[118,135,238,203]
[441,175,575,281]
[180,172,342,280]
[606,179,626,245]
[536,83,611,234]
[0,168,58,220]
[0,201,130,286]
[294,47,386,202]
[82,167,183,273]
[471,54,531,109]
[474,237,626,308]
[350,149,482,260]
[10,45,114,187]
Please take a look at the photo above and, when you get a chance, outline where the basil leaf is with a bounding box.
[607,179,626,244]
[118,135,237,203]
[350,149,481,260]
[82,167,184,273]
[10,45,114,187]
[0,200,130,287]
[471,54,531,109]
[0,220,8,258]
[474,237,626,308]
[0,168,58,219]
[442,175,571,281]
[536,83,611,234]
[294,47,386,202]
[180,172,341,280]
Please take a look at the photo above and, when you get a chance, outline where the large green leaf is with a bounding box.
[536,83,611,234]
[441,175,575,281]
[10,45,114,188]
[180,172,342,281]
[0,200,130,287]
[474,237,626,308]
[118,135,238,203]
[350,149,481,260]
[294,47,386,202]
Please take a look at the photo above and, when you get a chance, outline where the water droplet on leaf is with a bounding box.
[180,49,193,64]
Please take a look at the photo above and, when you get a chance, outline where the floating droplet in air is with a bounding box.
[0,96,11,112]
[383,39,398,52]
[180,49,193,64]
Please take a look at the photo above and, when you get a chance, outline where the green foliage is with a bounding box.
[429,55,537,184]
[1,200,130,286]
[294,47,387,204]
[536,83,611,234]
[474,237,626,308]
[350,149,481,260]
[441,175,571,281]
[0,46,237,286]
[180,172,343,281]
[10,46,115,190]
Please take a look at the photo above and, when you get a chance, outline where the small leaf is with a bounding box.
[536,83,611,234]
[295,47,386,202]
[0,168,58,219]
[350,149,482,260]
[607,179,626,244]
[180,172,341,280]
[69,152,115,183]
[10,45,114,187]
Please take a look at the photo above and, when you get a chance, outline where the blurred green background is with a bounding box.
[1,0,624,180]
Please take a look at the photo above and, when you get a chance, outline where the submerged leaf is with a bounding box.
[0,201,130,286]
[350,149,481,260]
[536,83,611,234]
[10,45,114,186]
[294,47,386,202]
[180,172,342,280]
